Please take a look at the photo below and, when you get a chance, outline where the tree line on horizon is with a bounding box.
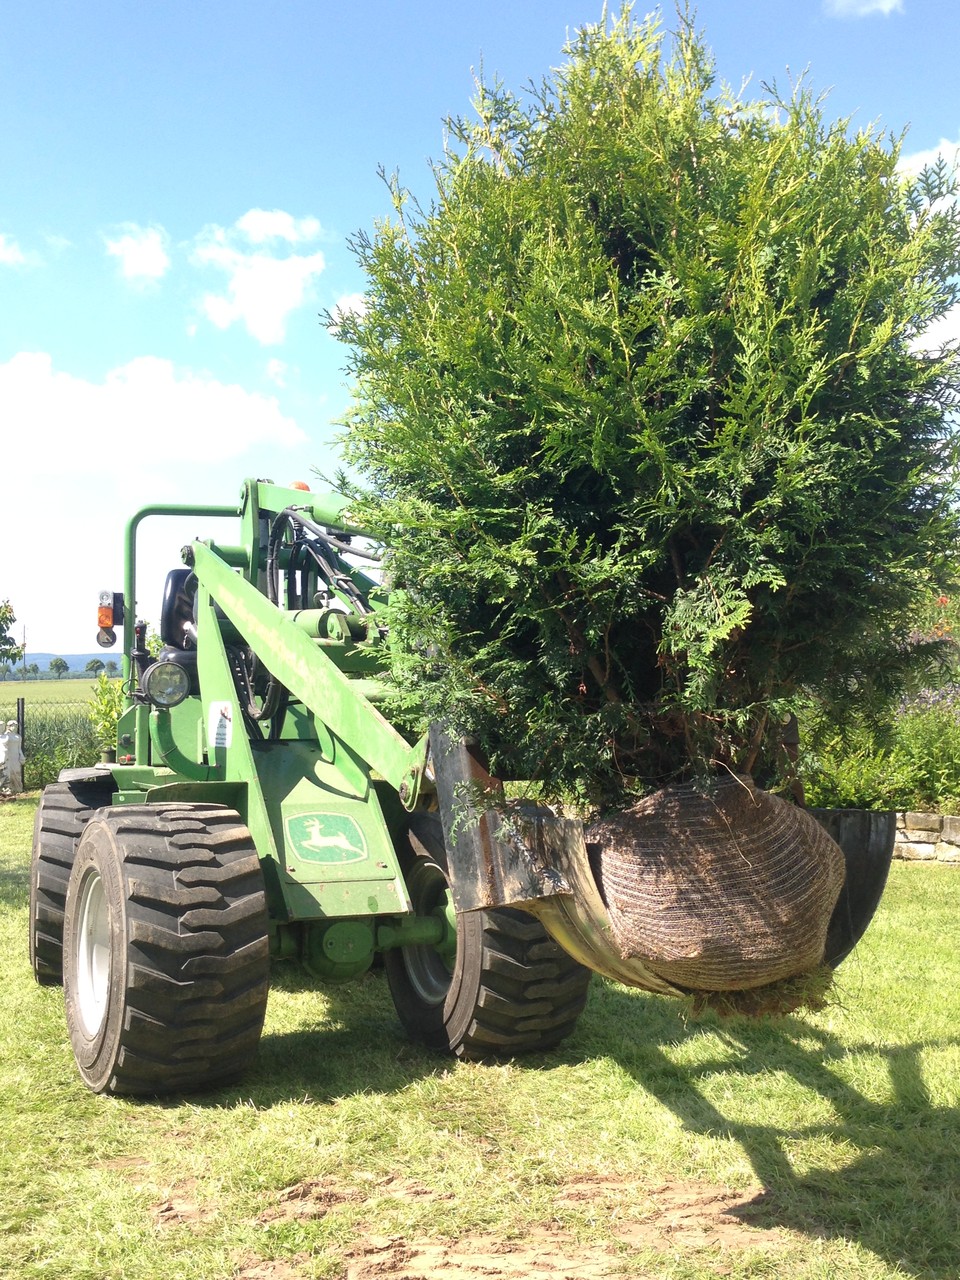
[0,656,120,682]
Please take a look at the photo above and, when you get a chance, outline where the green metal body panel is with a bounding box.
[252,738,411,918]
[109,480,421,927]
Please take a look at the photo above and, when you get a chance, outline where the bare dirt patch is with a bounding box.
[235,1173,791,1280]
[372,1174,456,1203]
[258,1178,363,1224]
[151,1178,218,1229]
[343,1232,619,1280]
[234,1255,312,1279]
[558,1175,783,1251]
[256,1173,454,1227]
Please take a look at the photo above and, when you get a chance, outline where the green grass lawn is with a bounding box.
[1,793,958,1280]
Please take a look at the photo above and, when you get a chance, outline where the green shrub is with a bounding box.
[88,673,124,752]
[802,687,960,812]
[801,724,919,810]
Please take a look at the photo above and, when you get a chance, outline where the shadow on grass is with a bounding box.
[180,958,960,1277]
[568,984,960,1280]
[192,959,959,1278]
[0,866,28,909]
[180,962,438,1111]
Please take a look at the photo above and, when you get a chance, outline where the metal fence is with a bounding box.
[0,693,98,790]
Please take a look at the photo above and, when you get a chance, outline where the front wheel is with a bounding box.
[385,813,591,1058]
[63,804,270,1096]
[30,777,116,985]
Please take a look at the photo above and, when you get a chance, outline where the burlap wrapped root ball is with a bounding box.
[586,776,845,1016]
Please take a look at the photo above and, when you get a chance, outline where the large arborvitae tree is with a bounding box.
[335,7,960,810]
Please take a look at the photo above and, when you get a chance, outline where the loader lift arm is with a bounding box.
[186,537,428,808]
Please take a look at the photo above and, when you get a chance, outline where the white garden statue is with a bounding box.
[0,719,25,794]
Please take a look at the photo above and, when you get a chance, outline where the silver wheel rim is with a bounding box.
[75,870,110,1035]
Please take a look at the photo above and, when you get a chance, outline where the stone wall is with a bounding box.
[895,812,960,863]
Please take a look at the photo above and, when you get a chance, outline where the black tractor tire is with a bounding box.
[30,778,117,985]
[385,813,591,1059]
[62,804,270,1096]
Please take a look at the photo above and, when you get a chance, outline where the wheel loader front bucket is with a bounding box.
[430,727,896,992]
[428,726,685,996]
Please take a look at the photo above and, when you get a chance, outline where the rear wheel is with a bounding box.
[385,813,591,1058]
[63,804,270,1096]
[30,778,116,985]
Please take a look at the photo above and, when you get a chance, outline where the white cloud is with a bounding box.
[329,293,368,331]
[43,233,72,256]
[897,137,960,181]
[105,223,171,282]
[0,232,26,266]
[0,352,305,468]
[1,351,316,654]
[823,0,902,14]
[266,358,289,387]
[236,209,323,244]
[191,210,326,345]
[926,307,960,348]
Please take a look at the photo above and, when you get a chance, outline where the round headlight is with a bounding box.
[142,661,191,708]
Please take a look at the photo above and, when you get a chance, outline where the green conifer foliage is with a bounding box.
[336,8,960,808]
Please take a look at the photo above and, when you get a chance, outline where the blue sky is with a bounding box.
[2,0,958,656]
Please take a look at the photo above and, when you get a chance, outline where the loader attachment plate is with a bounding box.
[430,725,684,996]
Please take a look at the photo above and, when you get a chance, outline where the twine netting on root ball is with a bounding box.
[587,776,845,1013]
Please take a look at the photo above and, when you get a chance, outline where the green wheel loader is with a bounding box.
[29,479,894,1096]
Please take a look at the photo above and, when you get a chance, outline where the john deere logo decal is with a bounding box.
[286,813,368,864]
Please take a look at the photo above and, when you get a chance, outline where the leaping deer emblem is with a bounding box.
[299,817,364,858]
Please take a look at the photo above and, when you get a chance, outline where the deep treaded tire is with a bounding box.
[30,779,116,985]
[62,804,270,1096]
[385,813,591,1058]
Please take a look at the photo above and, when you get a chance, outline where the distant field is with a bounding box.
[0,678,103,710]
